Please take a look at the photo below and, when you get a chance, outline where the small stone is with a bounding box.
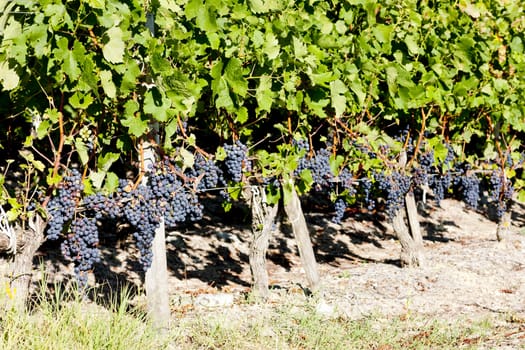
[194,293,234,308]
[315,299,336,318]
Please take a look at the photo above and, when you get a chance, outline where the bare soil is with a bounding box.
[36,198,525,348]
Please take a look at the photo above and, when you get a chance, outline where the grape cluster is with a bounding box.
[425,145,455,205]
[360,178,375,211]
[61,216,100,288]
[294,139,310,153]
[444,145,455,166]
[83,193,122,219]
[489,170,514,218]
[307,148,333,190]
[148,159,204,227]
[454,171,480,209]
[376,171,411,218]
[330,169,357,224]
[78,126,95,152]
[394,128,414,157]
[222,141,250,182]
[332,198,346,224]
[431,173,452,205]
[46,170,83,240]
[193,154,225,190]
[121,183,161,270]
[413,151,434,186]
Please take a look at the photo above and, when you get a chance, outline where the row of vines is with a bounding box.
[0,0,524,324]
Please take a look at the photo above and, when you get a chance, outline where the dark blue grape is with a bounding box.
[46,169,83,240]
[455,174,480,209]
[376,171,411,218]
[222,141,250,182]
[332,198,346,224]
[61,216,100,288]
[360,177,375,210]
[489,170,514,218]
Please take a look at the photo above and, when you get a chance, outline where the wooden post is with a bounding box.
[405,192,424,248]
[142,140,170,329]
[283,180,320,292]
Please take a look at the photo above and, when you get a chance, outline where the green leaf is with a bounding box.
[97,152,120,172]
[103,27,125,64]
[164,118,179,146]
[299,169,314,191]
[188,1,218,33]
[104,172,119,193]
[373,24,393,43]
[90,171,106,189]
[54,37,81,80]
[121,100,148,137]
[100,70,117,98]
[0,62,19,90]
[36,120,52,140]
[121,59,141,93]
[329,154,344,177]
[88,0,105,9]
[215,146,226,161]
[349,80,366,107]
[293,36,308,58]
[256,75,274,112]
[330,79,348,117]
[74,138,90,166]
[19,150,44,172]
[69,92,94,109]
[248,0,282,13]
[214,78,234,110]
[510,37,523,54]
[46,169,62,187]
[235,106,249,124]
[179,147,194,170]
[224,58,248,97]
[404,34,419,56]
[282,178,294,205]
[518,189,525,204]
[263,32,280,60]
[144,88,172,122]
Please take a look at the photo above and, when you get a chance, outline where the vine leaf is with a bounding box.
[256,75,273,112]
[224,58,248,97]
[100,70,117,98]
[122,100,148,137]
[87,0,105,9]
[144,89,172,122]
[0,62,19,90]
[53,37,81,80]
[248,0,282,14]
[74,139,89,166]
[103,27,125,64]
[263,32,280,60]
[330,79,348,117]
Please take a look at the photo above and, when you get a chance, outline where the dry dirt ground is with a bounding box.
[37,197,525,347]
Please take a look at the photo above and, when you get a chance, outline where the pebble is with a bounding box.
[194,293,235,308]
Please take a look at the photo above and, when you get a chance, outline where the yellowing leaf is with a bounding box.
[103,27,125,64]
[100,70,116,98]
[0,62,19,91]
[88,0,105,9]
[263,32,280,60]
